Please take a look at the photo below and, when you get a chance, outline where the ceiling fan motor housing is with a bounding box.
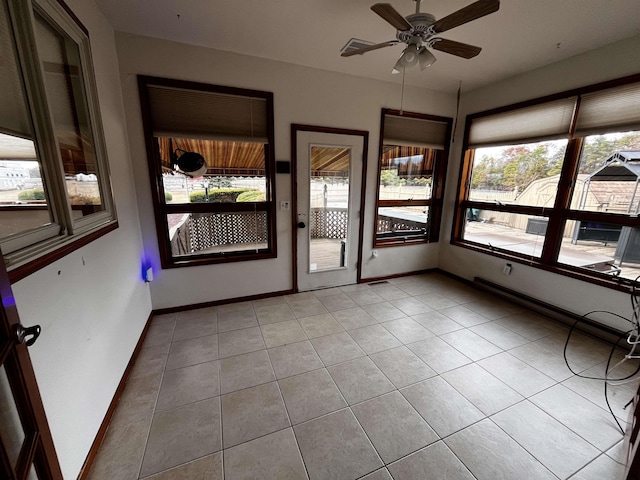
[397,12,435,43]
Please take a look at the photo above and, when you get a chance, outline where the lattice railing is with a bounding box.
[377,215,425,234]
[310,208,348,239]
[177,212,268,252]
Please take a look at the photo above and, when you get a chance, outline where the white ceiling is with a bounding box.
[95,0,640,93]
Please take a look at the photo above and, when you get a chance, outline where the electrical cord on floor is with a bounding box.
[562,277,640,435]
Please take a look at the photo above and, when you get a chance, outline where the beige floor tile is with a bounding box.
[346,289,385,306]
[328,356,395,404]
[254,303,295,325]
[360,468,392,480]
[108,374,160,430]
[294,409,382,480]
[352,391,438,463]
[478,352,556,397]
[494,312,557,340]
[509,342,574,381]
[268,340,324,379]
[219,349,275,394]
[438,305,491,327]
[395,281,434,296]
[348,324,402,354]
[492,400,600,478]
[278,368,347,424]
[362,301,407,322]
[251,296,286,307]
[441,363,523,415]
[129,344,170,382]
[388,442,475,480]
[463,298,520,320]
[411,310,465,335]
[173,315,218,342]
[310,331,366,365]
[369,284,410,301]
[260,320,308,348]
[221,381,290,448]
[175,306,218,322]
[317,293,358,312]
[401,377,484,437]
[369,345,436,388]
[331,307,378,330]
[298,313,344,338]
[407,337,472,374]
[312,287,342,297]
[469,321,530,349]
[390,297,433,316]
[156,361,220,412]
[217,308,258,333]
[218,326,265,358]
[223,428,308,480]
[381,317,434,344]
[143,321,176,347]
[571,454,625,480]
[440,329,502,361]
[142,452,222,479]
[152,312,176,325]
[140,397,221,477]
[289,300,329,318]
[87,418,149,480]
[606,440,627,465]
[562,372,635,421]
[414,292,459,310]
[166,334,218,370]
[530,384,624,450]
[445,419,556,480]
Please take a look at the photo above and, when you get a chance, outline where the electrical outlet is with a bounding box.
[372,249,378,258]
[280,200,290,210]
[502,263,512,275]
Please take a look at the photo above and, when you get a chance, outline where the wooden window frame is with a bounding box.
[2,0,118,283]
[452,73,640,293]
[374,109,452,248]
[137,76,277,269]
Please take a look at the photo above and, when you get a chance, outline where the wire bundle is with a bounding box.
[563,276,640,434]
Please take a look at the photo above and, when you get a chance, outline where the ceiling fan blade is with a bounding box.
[341,40,398,57]
[431,38,482,59]
[371,3,412,31]
[432,0,500,33]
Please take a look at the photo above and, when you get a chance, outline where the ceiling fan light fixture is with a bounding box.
[418,47,437,70]
[392,57,404,74]
[400,44,419,67]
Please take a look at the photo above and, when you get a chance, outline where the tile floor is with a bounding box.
[87,272,639,480]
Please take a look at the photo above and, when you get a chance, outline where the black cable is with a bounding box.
[562,306,640,434]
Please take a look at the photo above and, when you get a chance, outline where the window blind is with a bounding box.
[0,1,32,140]
[148,85,268,143]
[468,97,576,148]
[383,114,448,149]
[574,81,640,137]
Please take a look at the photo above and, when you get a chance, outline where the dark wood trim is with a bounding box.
[152,288,294,315]
[137,75,277,270]
[290,125,299,293]
[290,124,369,291]
[76,312,154,480]
[374,109,453,248]
[360,268,437,284]
[8,221,118,283]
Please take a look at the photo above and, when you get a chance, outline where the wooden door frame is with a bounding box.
[0,258,62,479]
[290,124,369,292]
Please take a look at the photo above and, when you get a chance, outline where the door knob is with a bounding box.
[15,324,41,347]
[297,222,306,228]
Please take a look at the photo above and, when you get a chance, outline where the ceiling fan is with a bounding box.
[341,0,500,74]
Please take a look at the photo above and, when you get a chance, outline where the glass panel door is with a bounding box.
[309,146,351,272]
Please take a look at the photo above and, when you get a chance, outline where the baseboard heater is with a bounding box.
[473,276,626,345]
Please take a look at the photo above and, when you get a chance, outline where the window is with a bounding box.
[0,0,116,281]
[138,76,276,268]
[375,109,451,246]
[453,74,640,290]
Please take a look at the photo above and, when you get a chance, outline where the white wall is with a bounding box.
[439,34,640,332]
[10,1,152,478]
[115,33,456,309]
